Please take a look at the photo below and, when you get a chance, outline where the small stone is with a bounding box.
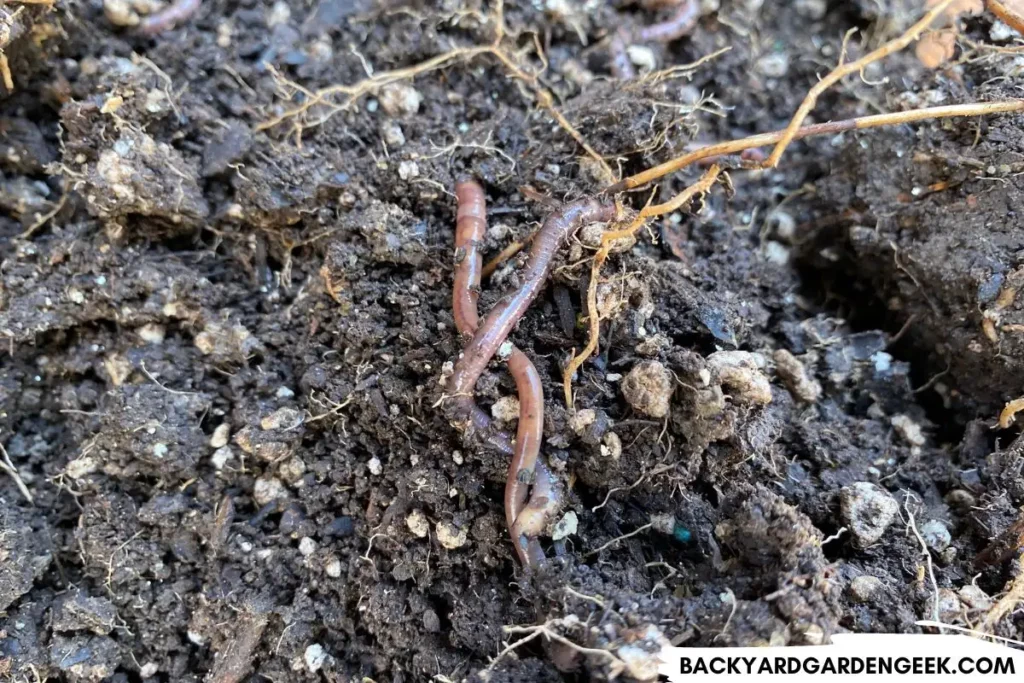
[325,517,355,537]
[706,351,772,406]
[920,519,951,552]
[66,456,99,480]
[276,386,295,399]
[304,643,328,673]
[210,424,231,449]
[551,511,578,541]
[848,575,884,603]
[991,20,1016,42]
[936,589,962,621]
[756,52,790,78]
[491,395,520,423]
[452,450,464,465]
[763,241,790,265]
[958,584,992,610]
[406,510,430,538]
[324,557,342,578]
[253,477,289,506]
[382,121,406,147]
[569,409,596,436]
[650,513,676,535]
[626,44,657,72]
[140,662,159,678]
[601,432,622,459]
[367,457,383,476]
[210,447,233,470]
[397,160,419,180]
[379,84,422,117]
[635,333,671,357]
[422,609,441,633]
[103,0,140,26]
[298,537,317,556]
[773,349,822,403]
[138,323,166,344]
[261,407,303,431]
[621,361,674,418]
[152,443,169,458]
[840,482,899,548]
[891,414,926,447]
[436,521,468,549]
[279,457,306,484]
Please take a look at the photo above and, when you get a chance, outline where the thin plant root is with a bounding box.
[608,100,1024,192]
[998,397,1024,429]
[981,566,1024,633]
[482,234,532,279]
[564,165,722,407]
[257,1,616,181]
[763,0,959,168]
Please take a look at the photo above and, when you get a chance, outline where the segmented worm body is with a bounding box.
[450,181,611,567]
[610,0,699,78]
[137,0,201,35]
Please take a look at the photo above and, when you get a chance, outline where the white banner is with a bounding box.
[659,632,1024,682]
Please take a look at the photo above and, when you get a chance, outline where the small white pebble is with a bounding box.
[276,386,296,399]
[304,644,328,673]
[406,509,430,538]
[253,477,289,506]
[140,662,159,678]
[398,160,420,180]
[210,423,231,449]
[261,407,303,431]
[452,450,464,465]
[152,443,169,458]
[239,540,254,553]
[324,557,342,578]
[138,323,166,344]
[211,446,233,470]
[436,522,468,549]
[551,511,578,541]
[490,395,520,423]
[497,341,513,359]
[367,457,383,476]
[298,537,317,556]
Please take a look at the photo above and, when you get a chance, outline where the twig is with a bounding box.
[608,100,1024,192]
[19,193,67,240]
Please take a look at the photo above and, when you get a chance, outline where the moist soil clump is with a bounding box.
[1,0,1024,681]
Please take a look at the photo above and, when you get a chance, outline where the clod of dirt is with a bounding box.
[50,634,119,682]
[355,200,429,266]
[406,509,430,537]
[773,349,821,403]
[920,519,952,552]
[378,84,422,118]
[194,320,263,361]
[253,476,289,505]
[304,643,329,673]
[202,120,253,177]
[0,508,52,612]
[61,103,210,234]
[436,521,468,549]
[706,351,772,406]
[840,482,899,548]
[490,395,520,423]
[848,575,885,603]
[52,591,117,636]
[890,414,926,447]
[620,360,673,418]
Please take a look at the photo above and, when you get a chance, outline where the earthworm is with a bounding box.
[137,0,201,35]
[447,197,616,408]
[637,0,699,43]
[452,180,551,567]
[609,0,699,78]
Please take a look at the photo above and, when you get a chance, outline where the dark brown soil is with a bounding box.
[2,0,1024,681]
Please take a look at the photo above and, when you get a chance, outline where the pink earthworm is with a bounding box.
[137,0,201,35]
